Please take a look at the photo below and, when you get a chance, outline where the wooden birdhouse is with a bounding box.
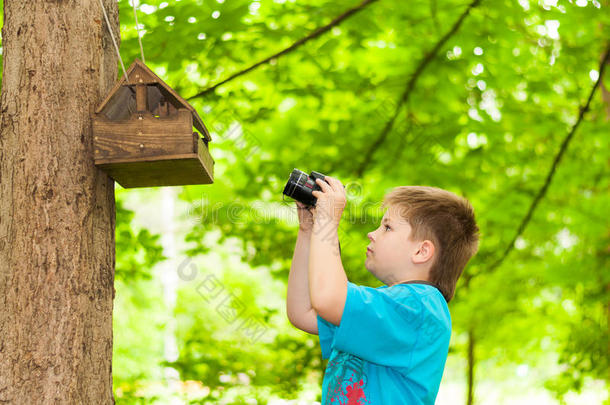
[93,59,214,188]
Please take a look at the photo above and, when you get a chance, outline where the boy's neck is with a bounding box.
[388,276,430,287]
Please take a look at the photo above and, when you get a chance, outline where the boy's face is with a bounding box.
[365,205,430,285]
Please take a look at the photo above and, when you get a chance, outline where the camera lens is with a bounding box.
[283,168,320,206]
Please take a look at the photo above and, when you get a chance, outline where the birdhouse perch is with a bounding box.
[93,59,214,188]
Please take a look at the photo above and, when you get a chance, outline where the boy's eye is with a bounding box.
[385,225,391,231]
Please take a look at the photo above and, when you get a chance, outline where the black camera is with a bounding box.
[283,168,343,255]
[282,168,328,207]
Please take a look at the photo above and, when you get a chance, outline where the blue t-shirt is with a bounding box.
[316,281,451,405]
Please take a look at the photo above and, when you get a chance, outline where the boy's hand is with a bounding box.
[311,176,346,229]
[296,201,314,233]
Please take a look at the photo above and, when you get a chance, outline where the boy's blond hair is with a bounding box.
[382,186,479,303]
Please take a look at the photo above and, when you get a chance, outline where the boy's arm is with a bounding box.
[308,176,348,327]
[309,224,347,326]
[286,228,319,335]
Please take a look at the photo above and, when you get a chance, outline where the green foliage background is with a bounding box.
[111,0,610,403]
[3,0,609,403]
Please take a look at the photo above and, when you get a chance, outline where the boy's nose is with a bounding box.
[367,231,375,242]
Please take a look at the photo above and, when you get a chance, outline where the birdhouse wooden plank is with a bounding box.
[93,59,214,188]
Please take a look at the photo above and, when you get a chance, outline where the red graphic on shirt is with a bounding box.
[322,350,371,405]
[345,380,367,404]
[325,351,370,404]
[330,379,367,404]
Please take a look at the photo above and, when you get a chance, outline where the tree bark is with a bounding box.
[602,45,610,121]
[0,1,118,403]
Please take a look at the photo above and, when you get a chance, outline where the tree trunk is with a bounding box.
[466,328,475,405]
[0,1,118,403]
[602,43,610,121]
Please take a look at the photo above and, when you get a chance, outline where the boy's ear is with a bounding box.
[412,240,435,264]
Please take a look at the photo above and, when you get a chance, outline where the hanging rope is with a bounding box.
[98,0,129,82]
[132,0,146,64]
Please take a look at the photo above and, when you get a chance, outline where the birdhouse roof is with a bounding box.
[95,59,211,142]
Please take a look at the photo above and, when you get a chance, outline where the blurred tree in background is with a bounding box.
[3,0,607,403]
[115,0,610,403]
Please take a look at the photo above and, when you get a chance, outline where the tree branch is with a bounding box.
[354,0,482,177]
[186,0,379,101]
[474,45,610,280]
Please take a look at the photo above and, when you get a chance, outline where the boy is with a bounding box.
[286,176,479,404]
